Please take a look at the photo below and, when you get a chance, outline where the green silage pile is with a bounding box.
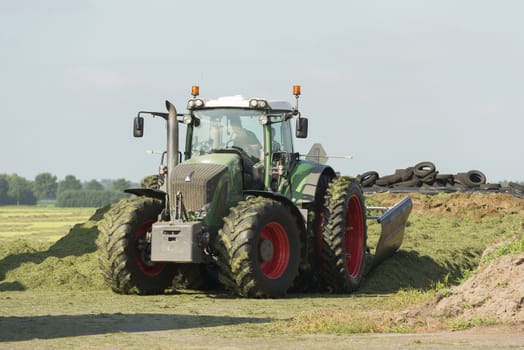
[0,193,522,294]
[0,206,110,292]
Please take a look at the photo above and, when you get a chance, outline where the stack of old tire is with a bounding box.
[357,161,496,190]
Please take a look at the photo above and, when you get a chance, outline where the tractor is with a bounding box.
[96,85,412,297]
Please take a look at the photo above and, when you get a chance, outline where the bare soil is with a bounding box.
[400,193,524,328]
[432,252,524,323]
[391,251,524,333]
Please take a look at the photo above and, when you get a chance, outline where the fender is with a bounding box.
[125,188,167,201]
[289,160,336,208]
[244,190,307,233]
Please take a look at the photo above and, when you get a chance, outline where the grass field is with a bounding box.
[0,206,96,242]
[0,193,523,349]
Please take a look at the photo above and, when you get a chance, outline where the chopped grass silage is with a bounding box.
[0,205,110,292]
[0,193,522,296]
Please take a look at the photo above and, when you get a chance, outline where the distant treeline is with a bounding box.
[0,173,138,207]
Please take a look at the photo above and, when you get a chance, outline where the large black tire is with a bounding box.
[454,170,486,187]
[395,167,414,182]
[96,197,177,294]
[375,173,402,187]
[359,171,379,187]
[215,196,301,297]
[292,173,333,292]
[320,177,367,293]
[414,161,436,178]
[435,174,454,187]
[509,182,524,193]
[392,178,421,188]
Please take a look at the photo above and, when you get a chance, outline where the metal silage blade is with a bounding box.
[369,196,413,270]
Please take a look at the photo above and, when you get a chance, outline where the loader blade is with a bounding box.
[370,196,413,269]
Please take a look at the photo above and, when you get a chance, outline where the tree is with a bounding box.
[58,175,82,194]
[112,178,132,192]
[33,172,58,200]
[57,189,129,207]
[7,174,36,205]
[85,179,104,191]
[0,174,9,205]
[100,179,113,190]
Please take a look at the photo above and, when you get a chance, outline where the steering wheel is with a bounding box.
[231,145,248,155]
[231,146,261,165]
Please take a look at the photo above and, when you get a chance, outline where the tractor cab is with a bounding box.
[183,86,307,193]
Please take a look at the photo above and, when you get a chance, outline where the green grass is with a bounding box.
[0,205,108,292]
[0,206,96,242]
[449,316,496,331]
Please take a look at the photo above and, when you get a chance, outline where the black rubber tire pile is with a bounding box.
[356,162,524,199]
[356,161,497,190]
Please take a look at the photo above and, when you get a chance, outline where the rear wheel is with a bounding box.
[216,196,301,297]
[96,197,176,294]
[320,177,367,293]
[292,173,333,292]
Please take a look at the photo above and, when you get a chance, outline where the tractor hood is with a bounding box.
[168,152,244,224]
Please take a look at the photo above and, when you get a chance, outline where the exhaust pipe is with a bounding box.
[165,100,179,218]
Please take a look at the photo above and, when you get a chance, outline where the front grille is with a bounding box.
[170,163,227,211]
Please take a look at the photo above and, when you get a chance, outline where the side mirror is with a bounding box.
[133,116,144,137]
[296,117,308,138]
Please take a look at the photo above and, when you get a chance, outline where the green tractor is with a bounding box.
[97,85,412,297]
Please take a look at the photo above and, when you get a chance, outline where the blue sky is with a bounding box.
[1,0,522,182]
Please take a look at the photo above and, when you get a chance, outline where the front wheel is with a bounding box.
[320,177,367,293]
[96,197,177,294]
[216,196,301,297]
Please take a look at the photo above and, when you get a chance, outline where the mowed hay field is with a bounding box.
[0,207,96,243]
[0,193,523,349]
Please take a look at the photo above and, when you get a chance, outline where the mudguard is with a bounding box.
[125,188,166,201]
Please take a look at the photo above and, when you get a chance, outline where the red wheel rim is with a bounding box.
[345,195,364,278]
[135,219,165,276]
[259,222,290,279]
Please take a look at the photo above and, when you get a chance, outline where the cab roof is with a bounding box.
[203,95,294,111]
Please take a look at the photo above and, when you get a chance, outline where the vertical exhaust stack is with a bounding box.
[165,100,179,217]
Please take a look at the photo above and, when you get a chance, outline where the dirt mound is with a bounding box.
[370,192,524,219]
[432,252,524,323]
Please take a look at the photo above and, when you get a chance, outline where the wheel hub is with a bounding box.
[259,238,274,262]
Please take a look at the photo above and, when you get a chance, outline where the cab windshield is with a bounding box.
[191,109,264,160]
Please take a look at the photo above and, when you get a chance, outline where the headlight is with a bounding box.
[259,114,269,125]
[183,114,193,124]
[249,99,269,109]
[187,99,205,110]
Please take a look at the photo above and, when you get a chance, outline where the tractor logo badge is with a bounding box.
[185,171,194,182]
